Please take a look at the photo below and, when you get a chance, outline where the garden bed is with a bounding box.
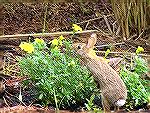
[0,1,150,113]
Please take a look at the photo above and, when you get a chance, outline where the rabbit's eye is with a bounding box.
[77,45,81,49]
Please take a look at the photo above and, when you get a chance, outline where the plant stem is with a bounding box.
[42,3,48,33]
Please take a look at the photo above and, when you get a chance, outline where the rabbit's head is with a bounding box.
[72,33,97,55]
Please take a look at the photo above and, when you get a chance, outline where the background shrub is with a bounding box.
[120,55,150,109]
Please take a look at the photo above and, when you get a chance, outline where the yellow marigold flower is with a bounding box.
[52,39,59,46]
[35,38,44,44]
[19,42,34,53]
[72,24,82,32]
[136,46,144,54]
[59,35,65,40]
[19,42,27,50]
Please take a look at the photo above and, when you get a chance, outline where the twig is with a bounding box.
[112,21,117,33]
[5,90,27,107]
[135,31,144,41]
[116,25,120,36]
[96,51,150,57]
[3,96,9,107]
[127,34,137,41]
[76,14,114,25]
[0,30,98,39]
[93,25,113,39]
[96,42,125,48]
[103,15,113,34]
[84,21,90,30]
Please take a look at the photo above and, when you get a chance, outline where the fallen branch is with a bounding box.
[0,30,98,39]
[96,42,125,48]
[96,51,150,57]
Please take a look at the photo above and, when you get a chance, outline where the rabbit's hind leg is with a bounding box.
[102,95,111,113]
[114,106,119,112]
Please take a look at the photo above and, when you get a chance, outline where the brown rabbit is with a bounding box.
[73,33,127,112]
[72,34,123,72]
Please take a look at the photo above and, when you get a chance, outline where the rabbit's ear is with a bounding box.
[86,33,97,49]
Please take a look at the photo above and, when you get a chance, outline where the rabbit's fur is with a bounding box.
[73,33,127,112]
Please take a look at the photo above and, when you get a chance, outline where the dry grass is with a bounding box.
[110,0,150,40]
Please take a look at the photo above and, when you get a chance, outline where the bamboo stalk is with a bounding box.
[110,0,149,40]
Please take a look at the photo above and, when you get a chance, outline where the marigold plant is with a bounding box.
[120,46,149,110]
[18,36,98,108]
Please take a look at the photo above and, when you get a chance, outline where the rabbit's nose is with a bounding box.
[77,49,84,55]
[115,99,126,107]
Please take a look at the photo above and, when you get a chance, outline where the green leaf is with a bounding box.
[39,93,44,100]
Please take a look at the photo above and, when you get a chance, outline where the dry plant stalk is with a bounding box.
[110,0,150,40]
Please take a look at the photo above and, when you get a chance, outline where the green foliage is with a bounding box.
[85,94,102,113]
[120,68,149,108]
[120,55,150,109]
[134,56,149,75]
[18,38,97,108]
[85,94,95,111]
